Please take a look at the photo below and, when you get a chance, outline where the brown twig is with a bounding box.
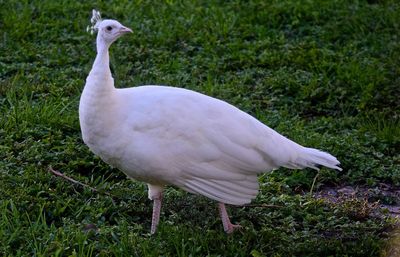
[48,166,115,198]
[234,203,283,208]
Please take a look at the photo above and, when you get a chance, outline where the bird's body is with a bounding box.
[81,83,338,205]
[80,10,342,234]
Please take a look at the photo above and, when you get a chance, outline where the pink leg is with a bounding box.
[150,194,162,234]
[218,202,242,234]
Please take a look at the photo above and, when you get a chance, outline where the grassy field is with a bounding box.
[1,0,400,256]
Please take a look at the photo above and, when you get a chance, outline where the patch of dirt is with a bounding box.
[314,183,400,219]
[314,184,400,256]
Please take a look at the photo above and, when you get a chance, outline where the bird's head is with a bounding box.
[88,10,132,46]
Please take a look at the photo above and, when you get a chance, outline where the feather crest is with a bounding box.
[86,9,102,35]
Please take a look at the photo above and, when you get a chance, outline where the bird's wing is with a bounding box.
[117,86,306,204]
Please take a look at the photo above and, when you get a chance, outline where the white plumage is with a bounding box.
[79,10,342,234]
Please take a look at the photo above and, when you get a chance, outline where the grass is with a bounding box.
[0,0,399,256]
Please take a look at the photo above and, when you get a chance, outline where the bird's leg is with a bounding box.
[218,202,242,234]
[150,193,162,234]
[148,184,164,234]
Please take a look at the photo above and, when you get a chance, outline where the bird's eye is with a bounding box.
[106,26,113,31]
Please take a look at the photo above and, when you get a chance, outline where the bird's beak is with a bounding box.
[119,26,133,34]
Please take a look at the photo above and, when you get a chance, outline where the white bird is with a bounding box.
[79,10,342,234]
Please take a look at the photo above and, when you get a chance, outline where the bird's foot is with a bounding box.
[225,222,242,234]
[218,202,242,234]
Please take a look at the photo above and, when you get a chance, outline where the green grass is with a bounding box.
[1,0,399,256]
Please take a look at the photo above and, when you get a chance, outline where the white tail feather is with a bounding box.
[286,147,342,171]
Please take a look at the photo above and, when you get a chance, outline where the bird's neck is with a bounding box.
[84,37,115,95]
[91,38,111,76]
